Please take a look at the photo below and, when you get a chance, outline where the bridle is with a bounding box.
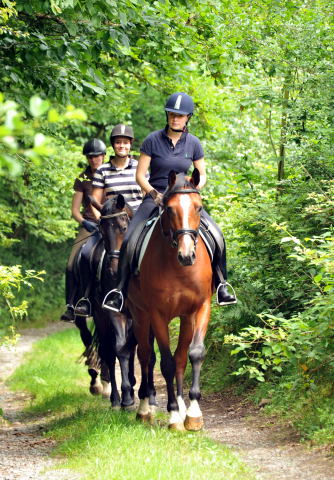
[161,187,201,248]
[99,210,130,259]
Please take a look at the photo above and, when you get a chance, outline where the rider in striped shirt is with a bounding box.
[91,124,144,213]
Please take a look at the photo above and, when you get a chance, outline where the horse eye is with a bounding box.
[197,206,203,213]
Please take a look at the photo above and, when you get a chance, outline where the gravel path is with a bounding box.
[1,322,334,480]
[0,323,79,480]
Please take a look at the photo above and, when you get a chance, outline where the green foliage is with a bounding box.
[1,0,334,442]
[0,265,44,343]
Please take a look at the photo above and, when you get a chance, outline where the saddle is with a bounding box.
[124,209,216,276]
[73,233,102,284]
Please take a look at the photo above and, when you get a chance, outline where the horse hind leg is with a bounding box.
[88,368,103,395]
[84,346,103,396]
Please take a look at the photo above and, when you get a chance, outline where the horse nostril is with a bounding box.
[177,251,195,267]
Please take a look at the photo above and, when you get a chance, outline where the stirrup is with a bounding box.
[102,289,124,313]
[216,282,237,306]
[74,297,92,317]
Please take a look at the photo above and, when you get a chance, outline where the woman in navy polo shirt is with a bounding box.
[104,92,236,311]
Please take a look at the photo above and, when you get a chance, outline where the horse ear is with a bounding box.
[89,195,103,212]
[168,170,177,187]
[191,168,200,188]
[116,194,125,210]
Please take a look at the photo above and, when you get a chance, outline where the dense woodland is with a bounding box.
[0,0,333,446]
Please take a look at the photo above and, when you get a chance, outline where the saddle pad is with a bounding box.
[199,226,214,262]
[136,215,160,273]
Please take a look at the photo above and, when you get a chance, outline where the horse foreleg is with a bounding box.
[152,317,184,430]
[75,316,93,348]
[174,316,194,421]
[117,350,135,409]
[185,300,211,431]
[111,313,135,408]
[107,352,121,408]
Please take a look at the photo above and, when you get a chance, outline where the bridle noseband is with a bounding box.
[162,187,201,248]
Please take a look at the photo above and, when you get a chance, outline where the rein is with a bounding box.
[100,211,129,220]
[161,187,201,248]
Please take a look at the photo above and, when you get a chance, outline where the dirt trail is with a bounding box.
[0,323,79,480]
[0,322,334,480]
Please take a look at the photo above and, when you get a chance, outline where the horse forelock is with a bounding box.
[101,198,117,216]
[164,172,198,203]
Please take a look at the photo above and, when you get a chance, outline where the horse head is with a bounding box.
[90,194,133,272]
[162,169,202,266]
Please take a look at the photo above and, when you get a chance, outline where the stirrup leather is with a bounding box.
[74,297,92,317]
[102,289,124,313]
[216,282,237,305]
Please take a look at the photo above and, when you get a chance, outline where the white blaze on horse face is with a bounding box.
[177,195,196,258]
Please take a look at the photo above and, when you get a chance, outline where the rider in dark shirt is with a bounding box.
[61,139,106,322]
[103,92,237,312]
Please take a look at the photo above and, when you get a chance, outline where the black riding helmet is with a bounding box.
[83,138,106,156]
[165,92,194,116]
[110,124,134,145]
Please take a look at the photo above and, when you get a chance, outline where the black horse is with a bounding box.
[73,195,138,407]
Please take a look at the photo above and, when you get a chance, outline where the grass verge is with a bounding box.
[8,327,256,480]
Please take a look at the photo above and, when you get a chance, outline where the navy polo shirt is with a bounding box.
[140,127,204,191]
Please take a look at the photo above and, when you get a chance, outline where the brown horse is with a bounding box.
[126,169,213,430]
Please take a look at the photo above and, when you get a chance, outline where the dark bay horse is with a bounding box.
[126,169,213,430]
[77,195,137,407]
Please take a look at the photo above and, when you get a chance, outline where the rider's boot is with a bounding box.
[200,211,237,307]
[74,297,91,317]
[60,304,75,322]
[216,282,237,306]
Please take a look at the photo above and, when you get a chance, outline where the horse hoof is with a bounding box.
[89,384,103,395]
[136,413,154,424]
[168,422,186,432]
[184,415,203,431]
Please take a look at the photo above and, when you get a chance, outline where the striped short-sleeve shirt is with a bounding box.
[92,157,143,212]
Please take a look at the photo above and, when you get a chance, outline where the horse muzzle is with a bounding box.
[176,232,197,266]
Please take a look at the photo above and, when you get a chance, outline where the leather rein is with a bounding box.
[161,187,201,248]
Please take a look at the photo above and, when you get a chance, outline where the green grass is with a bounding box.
[8,328,257,480]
